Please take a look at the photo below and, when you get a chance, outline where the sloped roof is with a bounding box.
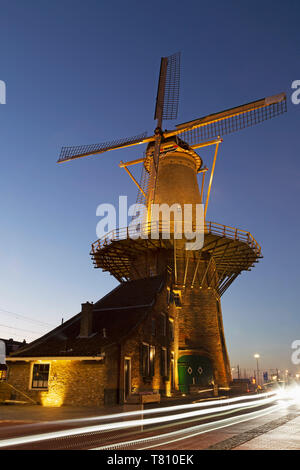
[9,275,164,358]
[0,338,24,355]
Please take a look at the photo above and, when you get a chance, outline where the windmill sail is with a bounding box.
[152,52,181,185]
[163,51,181,120]
[154,52,181,122]
[58,132,148,163]
[173,92,287,146]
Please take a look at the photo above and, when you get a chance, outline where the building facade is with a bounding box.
[7,275,182,406]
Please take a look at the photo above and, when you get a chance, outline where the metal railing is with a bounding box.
[91,221,261,256]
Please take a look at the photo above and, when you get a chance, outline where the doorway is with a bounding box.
[178,355,213,393]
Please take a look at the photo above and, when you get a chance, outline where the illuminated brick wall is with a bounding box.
[6,360,108,406]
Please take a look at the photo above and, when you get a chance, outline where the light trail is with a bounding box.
[0,392,280,449]
[137,403,285,450]
[1,390,275,430]
[92,401,284,450]
[93,385,300,450]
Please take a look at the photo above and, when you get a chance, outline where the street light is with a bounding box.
[254,354,260,386]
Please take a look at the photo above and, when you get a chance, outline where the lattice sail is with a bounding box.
[154,52,181,122]
[58,132,148,163]
[162,52,181,120]
[175,93,287,146]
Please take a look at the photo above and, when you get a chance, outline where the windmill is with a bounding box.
[58,51,285,219]
[58,53,287,390]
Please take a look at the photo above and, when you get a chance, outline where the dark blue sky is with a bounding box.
[0,0,299,371]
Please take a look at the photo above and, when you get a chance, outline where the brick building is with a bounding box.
[6,266,232,406]
[6,275,181,406]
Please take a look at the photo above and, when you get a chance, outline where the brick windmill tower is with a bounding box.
[58,53,286,393]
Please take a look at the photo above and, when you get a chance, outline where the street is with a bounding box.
[0,387,299,450]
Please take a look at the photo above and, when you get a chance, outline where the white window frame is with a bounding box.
[29,362,51,391]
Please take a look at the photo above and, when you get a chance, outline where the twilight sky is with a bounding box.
[0,0,299,373]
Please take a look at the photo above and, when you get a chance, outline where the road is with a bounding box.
[0,387,299,450]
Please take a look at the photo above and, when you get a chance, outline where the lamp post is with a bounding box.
[254,354,260,386]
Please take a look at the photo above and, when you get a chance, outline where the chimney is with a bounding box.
[79,302,93,337]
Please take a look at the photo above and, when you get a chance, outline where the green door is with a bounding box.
[178,355,213,393]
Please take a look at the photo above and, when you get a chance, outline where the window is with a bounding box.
[167,288,171,305]
[149,265,156,277]
[172,290,182,308]
[169,318,174,341]
[141,344,149,377]
[31,363,50,389]
[0,365,7,381]
[161,347,167,377]
[160,313,167,336]
[150,346,155,377]
[141,344,155,377]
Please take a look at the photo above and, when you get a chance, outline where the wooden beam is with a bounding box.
[204,141,220,219]
[120,162,146,197]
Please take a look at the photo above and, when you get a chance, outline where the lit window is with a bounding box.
[161,347,168,377]
[150,346,155,377]
[0,365,7,381]
[172,290,182,308]
[160,313,167,336]
[169,318,174,341]
[32,364,50,389]
[141,344,155,377]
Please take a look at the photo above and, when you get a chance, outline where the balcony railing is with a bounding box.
[91,221,261,257]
